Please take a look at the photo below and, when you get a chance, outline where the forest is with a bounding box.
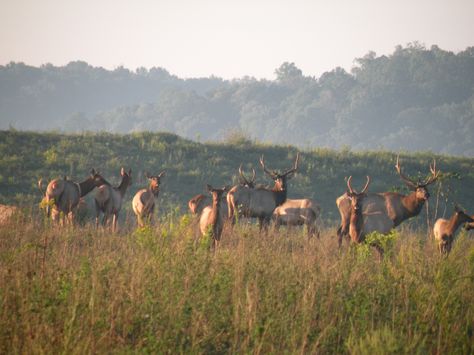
[1,43,474,156]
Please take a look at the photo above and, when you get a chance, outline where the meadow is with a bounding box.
[1,210,474,354]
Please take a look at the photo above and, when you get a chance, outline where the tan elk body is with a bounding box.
[273,198,321,237]
[95,168,132,232]
[336,156,439,246]
[199,185,228,248]
[132,171,165,227]
[39,169,107,224]
[188,193,228,219]
[433,207,474,255]
[227,154,299,230]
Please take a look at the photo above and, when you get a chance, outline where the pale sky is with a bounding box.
[1,0,473,79]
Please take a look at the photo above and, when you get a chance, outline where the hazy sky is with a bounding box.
[1,0,473,79]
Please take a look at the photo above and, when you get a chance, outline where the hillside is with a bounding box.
[1,130,473,222]
[1,44,474,155]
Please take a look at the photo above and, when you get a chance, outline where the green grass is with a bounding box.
[1,212,474,354]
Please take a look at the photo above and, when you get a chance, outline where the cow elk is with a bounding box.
[336,155,439,246]
[227,153,299,231]
[273,199,321,237]
[132,171,165,227]
[188,193,229,219]
[199,185,229,249]
[433,206,474,255]
[95,167,132,232]
[38,169,107,225]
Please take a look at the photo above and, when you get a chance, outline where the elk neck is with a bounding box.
[397,191,425,224]
[117,176,130,198]
[78,176,100,197]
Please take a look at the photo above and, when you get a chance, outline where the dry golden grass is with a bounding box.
[1,213,474,354]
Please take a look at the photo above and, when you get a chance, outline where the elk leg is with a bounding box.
[112,214,117,233]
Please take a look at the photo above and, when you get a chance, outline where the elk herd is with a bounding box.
[37,153,474,255]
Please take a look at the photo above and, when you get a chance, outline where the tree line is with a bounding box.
[1,43,474,156]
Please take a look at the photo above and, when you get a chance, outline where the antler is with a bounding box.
[238,164,256,186]
[347,175,370,194]
[422,159,439,186]
[282,152,300,176]
[260,155,276,178]
[395,155,418,190]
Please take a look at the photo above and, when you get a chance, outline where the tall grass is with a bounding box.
[1,213,474,354]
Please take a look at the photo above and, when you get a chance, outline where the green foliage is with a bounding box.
[2,218,474,353]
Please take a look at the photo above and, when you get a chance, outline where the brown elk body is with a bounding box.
[346,176,371,243]
[273,199,321,237]
[39,169,107,225]
[199,185,228,249]
[132,171,165,227]
[227,154,299,230]
[433,207,474,255]
[95,168,132,232]
[336,156,439,246]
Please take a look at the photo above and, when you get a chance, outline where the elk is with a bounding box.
[336,155,439,246]
[273,199,321,237]
[199,185,229,249]
[433,206,474,255]
[132,171,165,227]
[95,168,132,232]
[38,169,107,225]
[188,164,253,218]
[227,153,299,230]
[346,176,371,243]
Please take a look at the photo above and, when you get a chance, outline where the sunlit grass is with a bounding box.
[1,213,474,353]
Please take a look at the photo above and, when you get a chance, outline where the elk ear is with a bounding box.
[206,184,213,192]
[120,167,125,176]
[128,169,132,176]
[90,168,96,176]
[454,205,461,213]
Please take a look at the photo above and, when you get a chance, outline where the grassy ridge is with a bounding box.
[1,130,474,221]
[1,214,474,353]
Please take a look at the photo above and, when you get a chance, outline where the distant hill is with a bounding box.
[1,44,474,156]
[1,130,473,222]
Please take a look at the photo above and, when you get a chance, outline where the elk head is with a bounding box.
[238,164,256,188]
[347,175,371,211]
[90,169,108,187]
[120,167,133,188]
[145,171,165,195]
[207,184,229,202]
[259,152,300,191]
[395,155,439,201]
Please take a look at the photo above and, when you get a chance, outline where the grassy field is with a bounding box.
[1,211,474,354]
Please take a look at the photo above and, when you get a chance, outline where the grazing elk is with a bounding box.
[95,168,132,232]
[38,169,107,225]
[227,153,299,231]
[132,171,165,227]
[199,185,229,249]
[433,206,474,255]
[336,155,440,246]
[273,199,321,237]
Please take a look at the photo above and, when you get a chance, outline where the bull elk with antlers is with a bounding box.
[434,206,474,255]
[38,169,108,225]
[227,153,299,230]
[336,155,440,246]
[132,171,165,227]
[95,168,132,232]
